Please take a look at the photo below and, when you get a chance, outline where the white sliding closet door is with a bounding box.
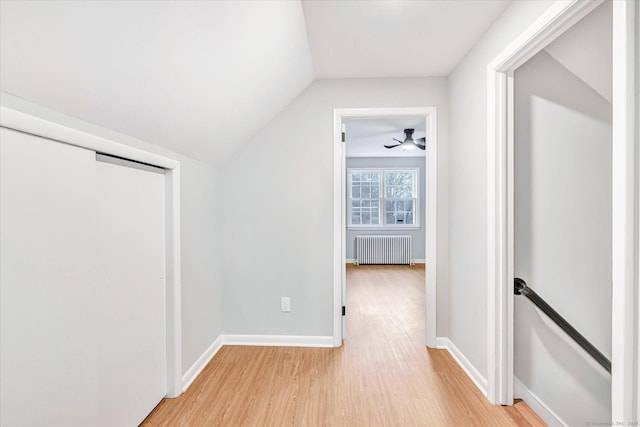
[95,156,166,426]
[1,128,101,426]
[1,128,166,427]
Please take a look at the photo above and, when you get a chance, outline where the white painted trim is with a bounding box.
[439,338,487,396]
[486,0,606,405]
[222,335,334,347]
[0,107,179,169]
[611,0,639,422]
[333,107,438,349]
[0,100,183,398]
[182,336,223,392]
[514,377,567,427]
[333,110,345,347]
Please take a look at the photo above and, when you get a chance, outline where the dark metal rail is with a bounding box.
[514,277,611,373]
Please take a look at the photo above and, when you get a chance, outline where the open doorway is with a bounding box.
[332,107,438,348]
[344,117,427,346]
[487,0,638,423]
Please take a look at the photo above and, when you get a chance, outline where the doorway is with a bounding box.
[486,0,638,422]
[332,107,438,347]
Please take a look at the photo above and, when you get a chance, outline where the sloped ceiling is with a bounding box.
[1,0,510,165]
[302,0,510,78]
[0,1,314,165]
[544,1,612,103]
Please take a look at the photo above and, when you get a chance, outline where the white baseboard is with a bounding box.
[181,335,223,392]
[346,258,356,264]
[222,334,334,347]
[435,336,448,349]
[514,377,566,427]
[437,337,487,396]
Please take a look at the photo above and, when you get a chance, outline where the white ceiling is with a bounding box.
[544,1,612,103]
[345,117,426,158]
[302,0,510,78]
[0,1,314,165]
[0,0,511,165]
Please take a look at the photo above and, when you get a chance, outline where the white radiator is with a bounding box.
[355,235,412,265]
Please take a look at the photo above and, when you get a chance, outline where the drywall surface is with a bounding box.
[544,1,612,103]
[221,77,449,337]
[514,50,612,426]
[0,1,313,165]
[448,0,556,383]
[0,92,223,376]
[345,156,426,261]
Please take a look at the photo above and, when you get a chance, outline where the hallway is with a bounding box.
[142,265,537,426]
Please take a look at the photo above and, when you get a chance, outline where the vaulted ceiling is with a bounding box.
[0,0,510,165]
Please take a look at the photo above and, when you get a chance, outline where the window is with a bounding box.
[348,168,419,228]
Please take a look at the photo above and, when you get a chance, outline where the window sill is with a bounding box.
[347,226,421,231]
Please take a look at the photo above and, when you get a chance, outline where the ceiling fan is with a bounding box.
[384,128,426,151]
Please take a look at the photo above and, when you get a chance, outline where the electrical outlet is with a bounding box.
[280,297,291,312]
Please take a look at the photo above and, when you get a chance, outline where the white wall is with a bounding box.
[0,92,223,377]
[514,50,612,425]
[544,1,613,103]
[221,78,449,337]
[345,156,426,261]
[448,0,555,382]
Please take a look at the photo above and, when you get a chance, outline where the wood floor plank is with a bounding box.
[142,264,542,426]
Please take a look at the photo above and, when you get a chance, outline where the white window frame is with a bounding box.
[347,167,420,230]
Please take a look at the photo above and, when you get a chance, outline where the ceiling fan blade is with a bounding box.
[384,143,402,149]
[392,138,404,143]
[415,143,426,150]
[416,137,426,144]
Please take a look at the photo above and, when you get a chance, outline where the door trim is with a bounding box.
[486,0,638,420]
[0,103,184,398]
[332,107,438,347]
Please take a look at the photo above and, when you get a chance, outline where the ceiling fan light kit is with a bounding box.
[384,128,426,150]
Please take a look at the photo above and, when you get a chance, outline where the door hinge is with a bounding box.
[342,306,346,316]
[341,132,346,143]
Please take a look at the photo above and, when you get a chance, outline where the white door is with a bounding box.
[0,129,166,426]
[1,128,101,426]
[95,156,166,426]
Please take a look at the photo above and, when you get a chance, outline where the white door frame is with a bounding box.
[486,0,638,421]
[0,104,184,398]
[333,107,438,347]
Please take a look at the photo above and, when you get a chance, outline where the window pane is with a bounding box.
[352,200,361,208]
[351,172,361,182]
[385,212,395,224]
[371,185,380,198]
[406,212,414,224]
[362,212,371,224]
[362,200,370,208]
[362,186,370,198]
[384,171,414,198]
[351,213,360,224]
[352,186,361,198]
[371,209,380,224]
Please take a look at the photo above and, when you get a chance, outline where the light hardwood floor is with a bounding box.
[143,265,544,426]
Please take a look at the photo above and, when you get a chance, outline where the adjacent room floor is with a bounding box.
[142,265,542,426]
